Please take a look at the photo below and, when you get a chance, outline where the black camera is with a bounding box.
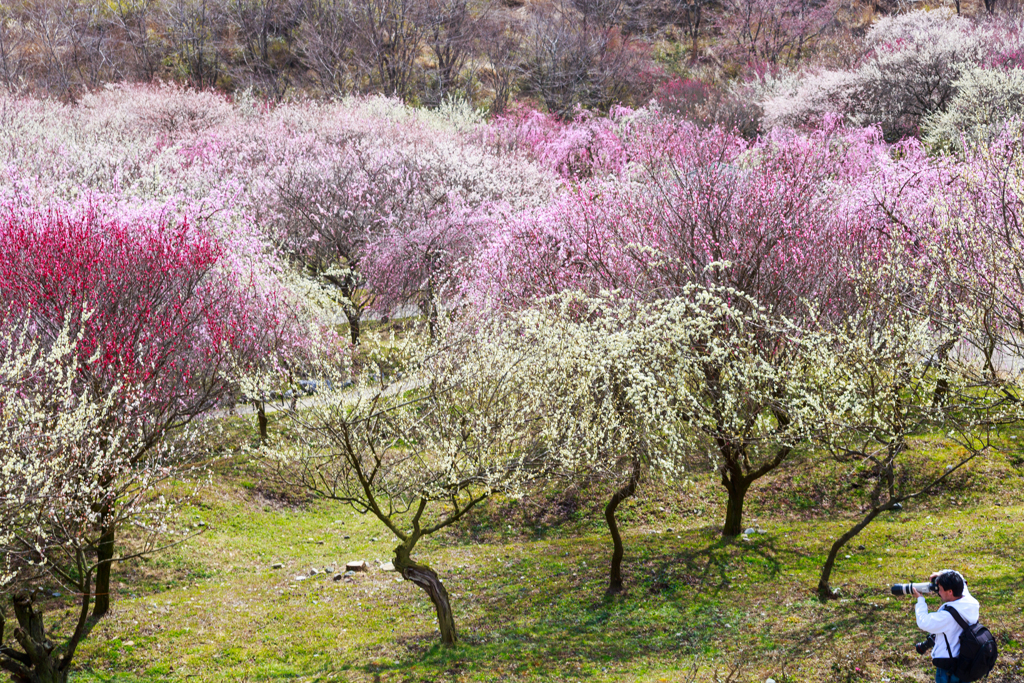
[891,580,937,596]
[915,634,936,655]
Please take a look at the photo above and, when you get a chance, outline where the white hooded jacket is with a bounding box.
[916,581,980,660]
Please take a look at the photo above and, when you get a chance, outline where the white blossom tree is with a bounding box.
[0,320,196,683]
[503,282,831,599]
[258,319,548,645]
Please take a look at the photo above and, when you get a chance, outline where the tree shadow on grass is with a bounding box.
[350,534,813,682]
[643,532,802,599]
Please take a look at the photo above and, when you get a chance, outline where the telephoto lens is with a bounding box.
[915,634,936,655]
[891,581,935,596]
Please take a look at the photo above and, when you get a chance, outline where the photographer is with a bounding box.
[913,570,980,683]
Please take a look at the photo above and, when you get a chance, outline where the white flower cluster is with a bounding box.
[0,318,197,591]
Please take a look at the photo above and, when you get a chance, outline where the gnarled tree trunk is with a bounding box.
[605,456,642,596]
[817,503,889,601]
[718,442,792,539]
[393,545,457,645]
[1,578,93,683]
[347,313,361,346]
[721,470,752,539]
[253,399,268,444]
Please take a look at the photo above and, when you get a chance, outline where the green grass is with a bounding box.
[52,418,1024,682]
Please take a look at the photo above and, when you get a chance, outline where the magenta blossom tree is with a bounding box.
[0,199,295,618]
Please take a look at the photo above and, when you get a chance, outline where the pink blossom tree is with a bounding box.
[476,116,891,537]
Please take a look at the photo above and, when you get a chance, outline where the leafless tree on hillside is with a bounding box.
[480,13,523,116]
[165,0,223,88]
[417,0,480,105]
[109,0,163,81]
[521,0,650,118]
[229,0,299,95]
[0,7,29,92]
[666,0,707,61]
[22,0,118,99]
[350,0,425,101]
[298,0,356,95]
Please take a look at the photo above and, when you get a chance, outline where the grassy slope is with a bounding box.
[63,414,1023,683]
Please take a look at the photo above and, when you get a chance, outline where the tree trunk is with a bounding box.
[932,337,955,406]
[817,504,888,601]
[424,280,438,342]
[604,456,642,596]
[0,594,73,683]
[393,546,457,645]
[347,311,361,346]
[254,400,268,443]
[721,472,751,538]
[91,522,115,619]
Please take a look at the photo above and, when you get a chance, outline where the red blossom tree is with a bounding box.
[0,201,293,618]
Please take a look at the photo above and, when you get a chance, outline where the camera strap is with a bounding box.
[942,605,971,630]
[940,604,967,659]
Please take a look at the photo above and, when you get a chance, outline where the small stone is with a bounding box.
[343,535,350,540]
[741,535,751,542]
[346,560,368,572]
[370,537,379,542]
[766,678,776,683]
[665,528,673,533]
[857,545,865,550]
[381,561,396,572]
[744,528,755,535]
[309,567,319,576]
[271,563,283,569]
[316,540,325,545]
[344,570,355,578]
[333,573,343,582]
[845,554,852,559]
[293,575,307,581]
[124,641,135,647]
[325,566,335,573]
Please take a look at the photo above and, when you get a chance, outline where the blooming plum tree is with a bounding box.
[0,320,196,683]
[476,117,891,537]
[0,200,292,618]
[259,318,547,645]
[800,266,1013,600]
